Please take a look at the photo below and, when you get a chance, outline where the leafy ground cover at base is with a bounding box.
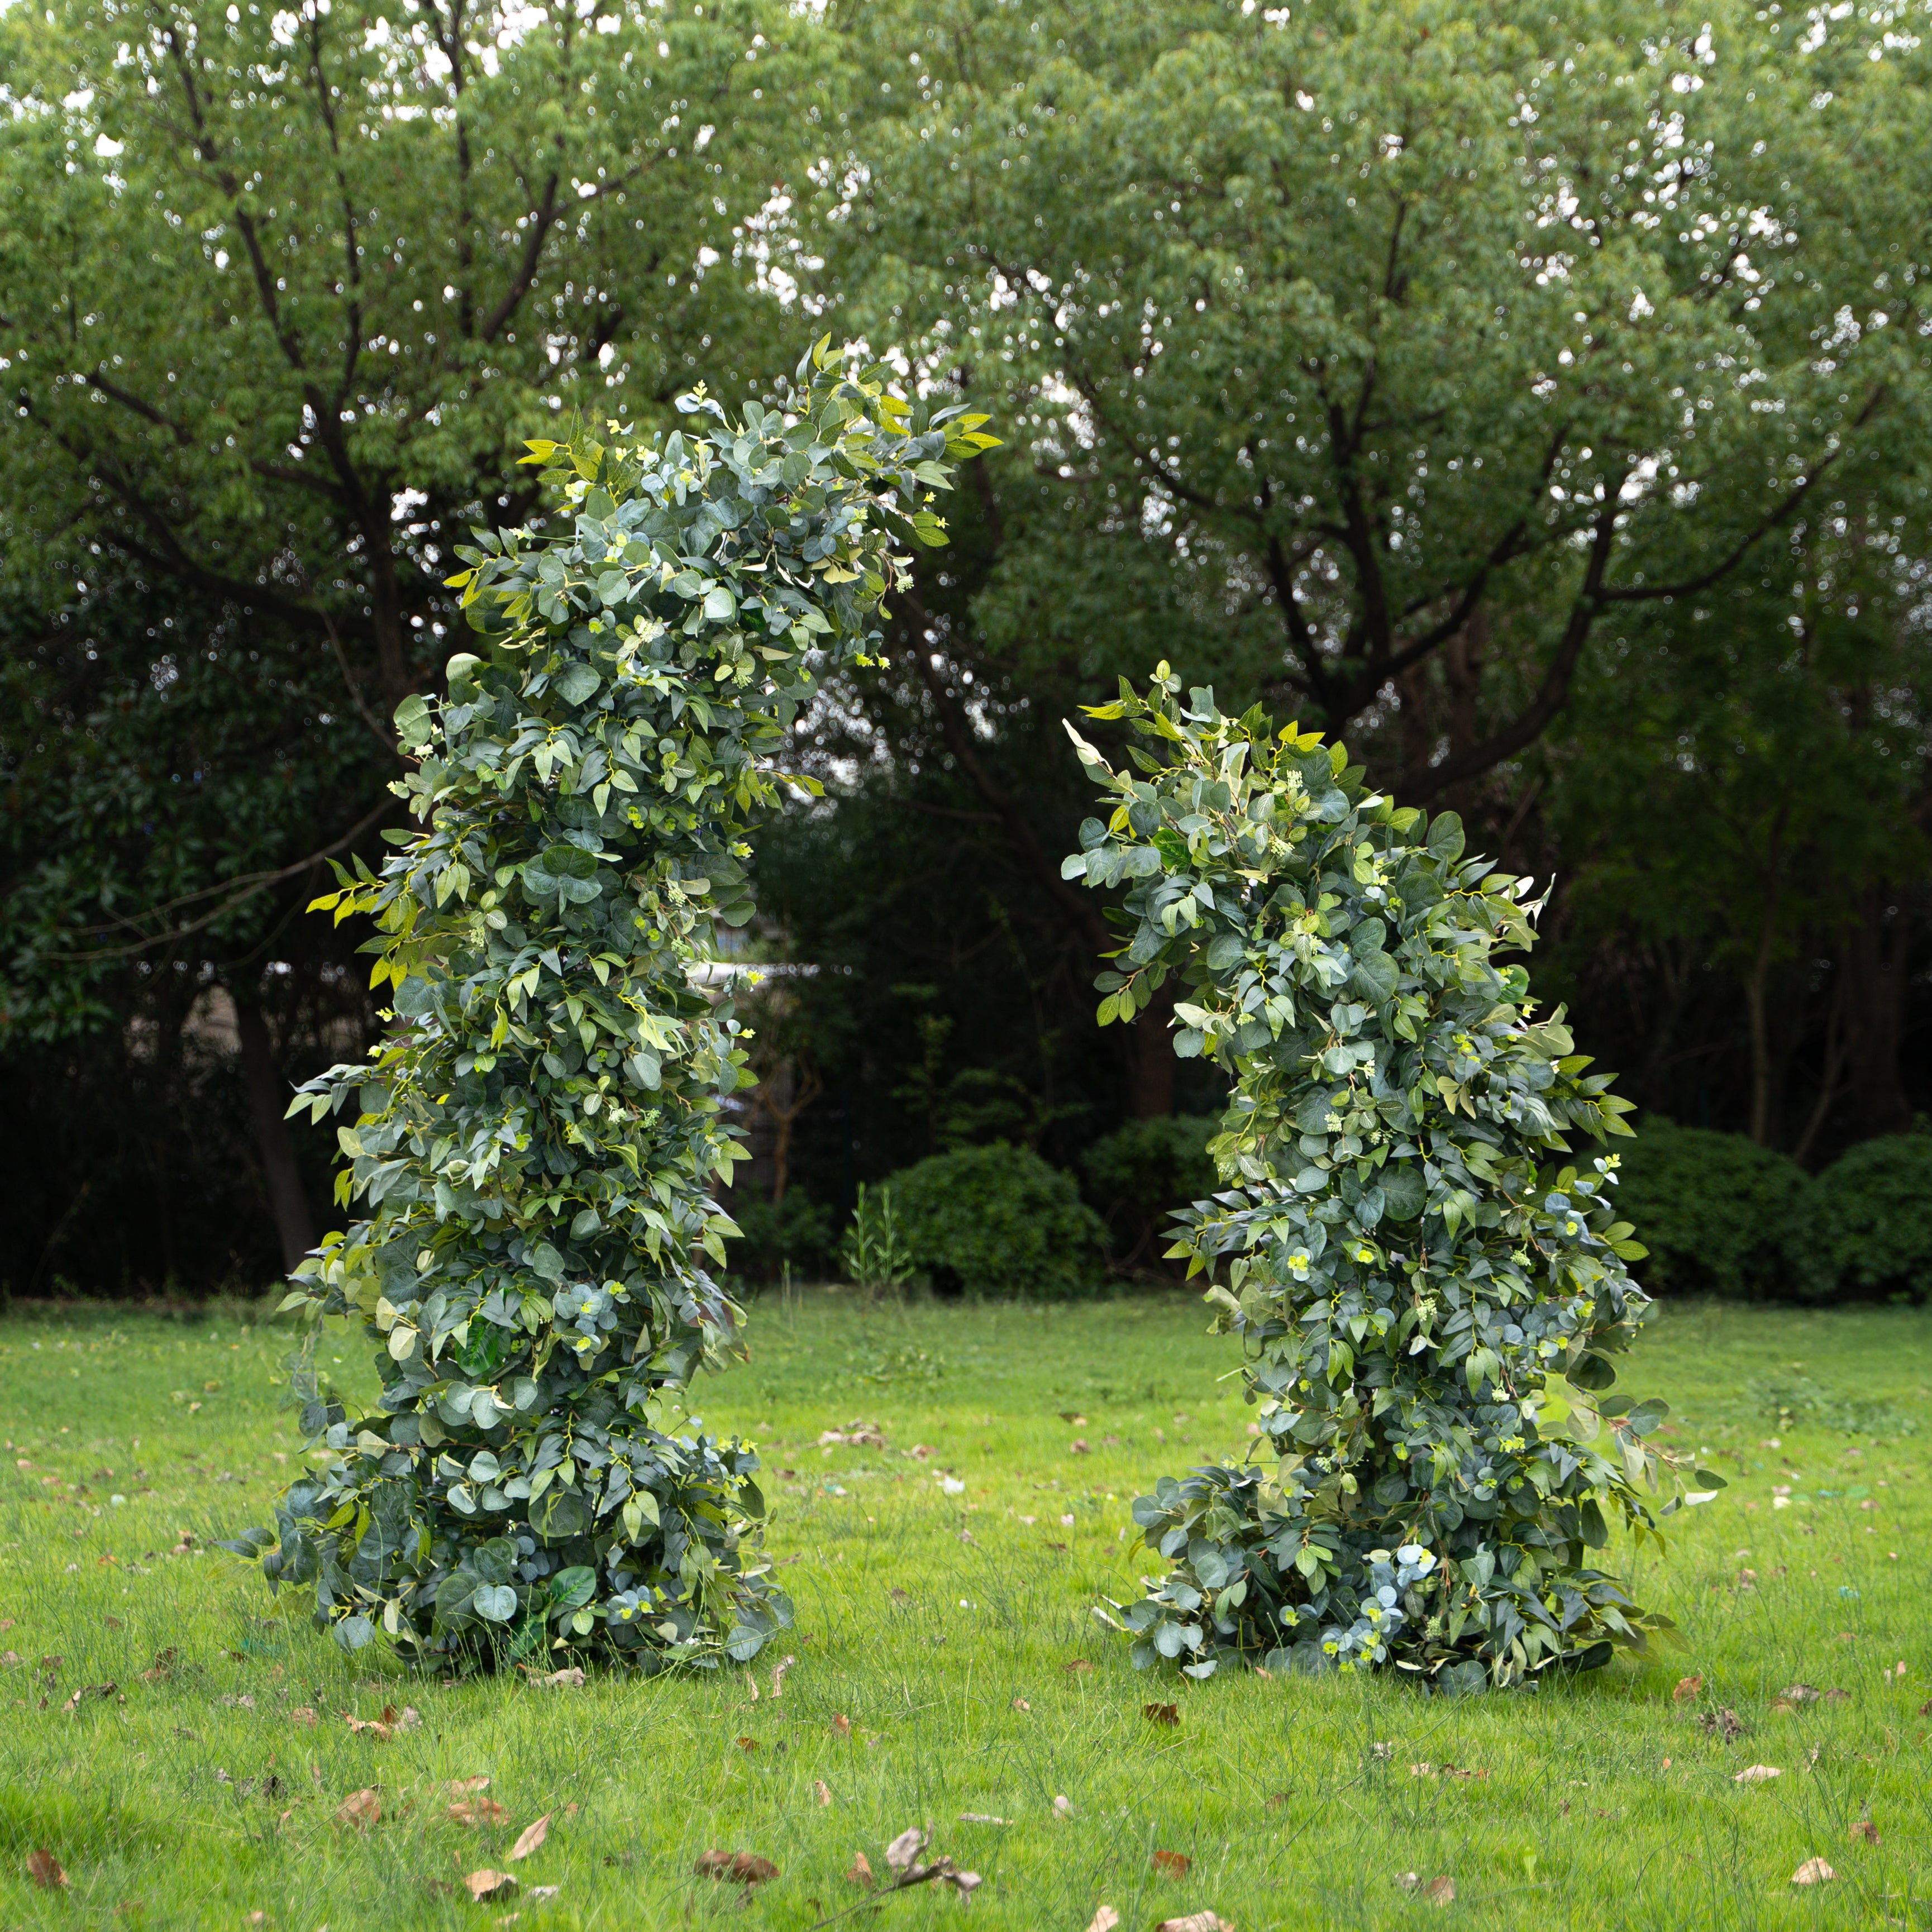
[0,1292,1926,1930]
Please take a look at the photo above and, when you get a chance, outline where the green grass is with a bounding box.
[0,1291,1927,1930]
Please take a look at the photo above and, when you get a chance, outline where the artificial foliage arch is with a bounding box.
[1065,669,1725,1691]
[223,343,995,1670]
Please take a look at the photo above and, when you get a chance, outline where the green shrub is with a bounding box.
[1792,1135,1932,1304]
[1613,1118,1804,1299]
[890,1143,1105,1300]
[1081,1114,1218,1267]
[219,345,994,1670]
[728,1190,834,1285]
[1065,669,1721,1690]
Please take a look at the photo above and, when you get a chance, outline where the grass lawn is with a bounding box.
[0,1289,1926,1930]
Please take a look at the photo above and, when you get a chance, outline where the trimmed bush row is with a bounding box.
[1615,1122,1932,1305]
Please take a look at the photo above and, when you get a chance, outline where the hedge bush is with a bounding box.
[1081,1113,1218,1267]
[1613,1118,1805,1299]
[1791,1134,1932,1304]
[221,344,995,1669]
[890,1143,1104,1300]
[1065,670,1723,1689]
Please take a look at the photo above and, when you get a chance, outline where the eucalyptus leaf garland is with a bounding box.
[1066,668,1725,1690]
[221,342,995,1669]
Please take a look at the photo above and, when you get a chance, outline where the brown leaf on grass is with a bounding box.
[1086,1910,1120,1932]
[1849,1819,1881,1846]
[1769,1699,1796,1715]
[1782,1683,1822,1704]
[533,1667,585,1690]
[335,1789,381,1829]
[735,1736,759,1753]
[139,1649,179,1683]
[464,1869,518,1902]
[1824,1687,1850,1704]
[1070,1439,1091,1455]
[957,1813,1011,1826]
[1053,1795,1074,1818]
[1791,1858,1836,1885]
[62,1681,118,1713]
[1143,1701,1180,1728]
[1155,1916,1234,1932]
[344,1713,393,1742]
[889,1587,913,1604]
[1152,1849,1191,1878]
[847,1851,875,1889]
[445,1776,492,1796]
[1733,1765,1782,1785]
[1423,1878,1456,1906]
[288,1707,318,1726]
[509,1814,550,1861]
[695,1850,778,1885]
[447,1799,510,1827]
[830,1713,852,1738]
[884,1825,929,1873]
[814,1781,833,1807]
[1673,1675,1703,1702]
[1699,1709,1745,1741]
[26,1848,67,1890]
[1011,1698,1031,1712]
[1065,1658,1094,1675]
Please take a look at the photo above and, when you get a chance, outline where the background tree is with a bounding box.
[0,0,833,1284]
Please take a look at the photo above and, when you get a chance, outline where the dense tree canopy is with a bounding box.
[4,0,1931,1289]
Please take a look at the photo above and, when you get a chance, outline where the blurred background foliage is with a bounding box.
[3,0,1930,1301]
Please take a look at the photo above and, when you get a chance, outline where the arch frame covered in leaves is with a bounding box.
[1065,667,1725,1689]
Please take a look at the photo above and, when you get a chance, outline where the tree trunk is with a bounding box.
[232,983,317,1275]
[1839,883,1914,1139]
[1129,980,1177,1119]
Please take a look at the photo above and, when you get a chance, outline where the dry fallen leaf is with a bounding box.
[1769,1698,1796,1716]
[735,1736,759,1753]
[509,1814,550,1862]
[1086,1909,1120,1932]
[1053,1795,1074,1818]
[1011,1697,1031,1712]
[884,1825,929,1873]
[770,1654,796,1699]
[1791,1858,1836,1886]
[464,1869,518,1902]
[344,1714,393,1743]
[1143,1701,1181,1728]
[847,1851,875,1889]
[335,1788,381,1829]
[1782,1683,1822,1704]
[1673,1674,1703,1702]
[1065,1658,1094,1675]
[1849,1819,1880,1846]
[1152,1849,1191,1878]
[1424,1877,1456,1906]
[1734,1765,1782,1785]
[26,1848,67,1890]
[445,1776,492,1795]
[534,1667,584,1690]
[448,1797,510,1828]
[1155,1915,1234,1932]
[1699,1709,1745,1742]
[958,1813,1011,1826]
[289,1707,319,1726]
[831,1712,852,1738]
[695,1850,779,1885]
